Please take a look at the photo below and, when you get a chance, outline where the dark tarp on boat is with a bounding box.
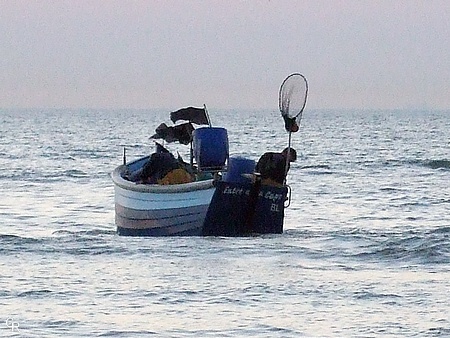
[170,107,209,125]
[151,122,195,145]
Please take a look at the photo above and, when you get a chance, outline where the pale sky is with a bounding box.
[1,0,449,110]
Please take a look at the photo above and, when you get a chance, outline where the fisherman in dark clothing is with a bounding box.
[139,152,180,184]
[255,147,297,186]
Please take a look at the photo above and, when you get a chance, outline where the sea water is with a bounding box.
[0,108,449,337]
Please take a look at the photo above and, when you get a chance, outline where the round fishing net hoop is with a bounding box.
[279,73,308,120]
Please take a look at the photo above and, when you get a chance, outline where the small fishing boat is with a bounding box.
[112,74,308,236]
[112,155,216,236]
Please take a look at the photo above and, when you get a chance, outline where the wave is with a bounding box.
[353,290,402,300]
[286,227,450,265]
[352,227,450,264]
[51,229,115,236]
[300,164,332,170]
[299,164,334,175]
[423,159,450,169]
[383,158,450,170]
[97,329,158,336]
[0,231,120,256]
[289,158,449,175]
[17,289,53,298]
[0,169,88,180]
[2,227,449,265]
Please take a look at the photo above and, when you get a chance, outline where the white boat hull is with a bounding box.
[112,161,215,236]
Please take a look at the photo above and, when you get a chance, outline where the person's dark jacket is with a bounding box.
[255,152,288,185]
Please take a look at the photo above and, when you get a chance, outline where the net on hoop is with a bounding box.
[278,73,308,132]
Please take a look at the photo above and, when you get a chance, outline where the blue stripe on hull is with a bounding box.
[117,225,202,236]
[115,202,208,235]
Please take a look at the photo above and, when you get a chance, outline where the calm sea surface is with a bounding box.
[1,108,449,337]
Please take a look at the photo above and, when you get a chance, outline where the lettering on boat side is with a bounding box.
[223,186,246,196]
[264,191,283,203]
[222,186,283,203]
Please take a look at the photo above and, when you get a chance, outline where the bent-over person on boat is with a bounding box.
[255,147,297,187]
[129,152,193,185]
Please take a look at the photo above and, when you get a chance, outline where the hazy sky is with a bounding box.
[1,1,449,110]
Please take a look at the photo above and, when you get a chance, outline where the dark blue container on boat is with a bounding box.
[224,157,255,183]
[193,127,229,170]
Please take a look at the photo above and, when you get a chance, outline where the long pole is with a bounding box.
[284,132,292,185]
